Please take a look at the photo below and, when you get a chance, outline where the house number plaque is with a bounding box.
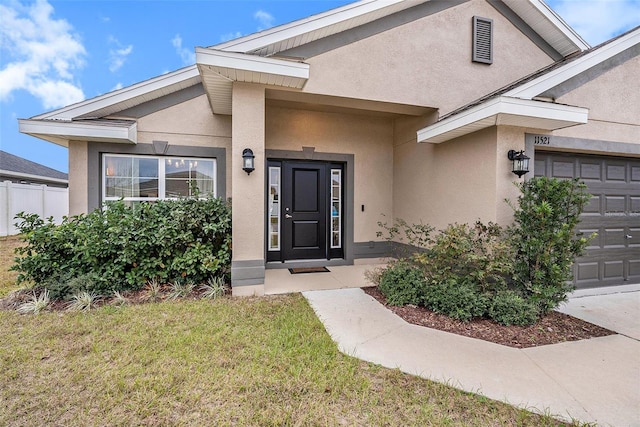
[533,135,551,145]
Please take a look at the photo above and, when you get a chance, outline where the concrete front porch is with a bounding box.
[263,259,386,295]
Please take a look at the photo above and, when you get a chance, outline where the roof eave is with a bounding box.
[506,28,640,99]
[19,119,138,147]
[32,66,201,121]
[196,48,310,115]
[417,97,588,144]
[501,0,590,56]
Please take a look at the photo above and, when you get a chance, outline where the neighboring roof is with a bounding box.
[417,25,640,144]
[0,150,68,183]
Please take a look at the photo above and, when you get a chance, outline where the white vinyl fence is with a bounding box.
[0,181,69,236]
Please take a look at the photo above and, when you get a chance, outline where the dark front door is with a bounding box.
[282,162,327,260]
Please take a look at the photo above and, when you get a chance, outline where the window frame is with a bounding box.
[102,153,217,203]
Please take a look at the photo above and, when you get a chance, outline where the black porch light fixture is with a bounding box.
[242,148,255,175]
[507,149,530,178]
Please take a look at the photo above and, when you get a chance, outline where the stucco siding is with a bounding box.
[265,105,394,243]
[68,140,88,216]
[303,0,554,115]
[137,94,233,196]
[393,126,503,231]
[554,54,640,146]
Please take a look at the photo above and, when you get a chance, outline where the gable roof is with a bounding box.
[212,0,588,58]
[417,25,640,144]
[21,0,592,145]
[0,150,68,183]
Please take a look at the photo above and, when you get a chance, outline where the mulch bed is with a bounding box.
[363,286,615,348]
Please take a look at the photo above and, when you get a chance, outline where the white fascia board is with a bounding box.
[507,28,640,99]
[527,0,589,51]
[19,119,137,145]
[32,66,200,121]
[212,0,414,53]
[0,170,68,185]
[417,97,588,143]
[196,48,309,80]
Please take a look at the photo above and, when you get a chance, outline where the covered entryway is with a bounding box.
[267,159,344,262]
[535,152,640,288]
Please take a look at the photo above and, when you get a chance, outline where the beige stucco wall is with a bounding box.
[266,105,394,242]
[303,0,554,115]
[137,94,233,196]
[68,140,88,216]
[553,54,640,147]
[231,83,266,261]
[393,125,506,231]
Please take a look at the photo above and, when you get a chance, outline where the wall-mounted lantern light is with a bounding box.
[507,149,530,178]
[242,148,255,175]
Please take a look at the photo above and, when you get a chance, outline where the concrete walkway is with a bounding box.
[303,285,640,427]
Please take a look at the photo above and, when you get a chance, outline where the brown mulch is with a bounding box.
[363,286,615,348]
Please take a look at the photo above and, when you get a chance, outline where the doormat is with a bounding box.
[288,267,330,274]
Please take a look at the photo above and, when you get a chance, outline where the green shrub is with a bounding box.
[488,290,539,326]
[375,176,592,324]
[12,197,231,299]
[423,279,489,322]
[507,177,593,315]
[378,262,427,306]
[43,272,104,301]
[415,222,512,295]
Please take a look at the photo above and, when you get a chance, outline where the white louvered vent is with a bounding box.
[473,16,493,64]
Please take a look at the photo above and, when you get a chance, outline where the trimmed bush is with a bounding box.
[378,262,427,306]
[423,279,489,322]
[488,290,539,326]
[12,197,231,299]
[508,177,593,315]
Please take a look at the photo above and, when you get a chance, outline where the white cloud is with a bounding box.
[0,0,86,109]
[108,36,133,72]
[171,34,195,66]
[220,31,243,42]
[254,10,275,30]
[111,82,123,91]
[548,0,640,45]
[218,10,275,43]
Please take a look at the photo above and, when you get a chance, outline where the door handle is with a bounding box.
[285,214,293,219]
[625,235,633,239]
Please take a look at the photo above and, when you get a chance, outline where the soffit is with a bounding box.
[266,89,434,117]
[417,97,588,144]
[196,49,310,115]
[502,0,589,56]
[18,119,137,147]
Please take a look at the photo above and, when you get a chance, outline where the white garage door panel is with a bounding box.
[535,152,640,288]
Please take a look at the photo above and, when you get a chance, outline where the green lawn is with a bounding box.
[0,236,578,426]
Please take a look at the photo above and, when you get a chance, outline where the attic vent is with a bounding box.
[473,16,493,64]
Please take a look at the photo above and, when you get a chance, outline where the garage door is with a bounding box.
[535,152,640,289]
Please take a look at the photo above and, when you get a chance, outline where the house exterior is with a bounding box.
[19,0,639,295]
[0,150,68,188]
[0,151,69,236]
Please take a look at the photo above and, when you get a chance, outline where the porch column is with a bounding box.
[230,83,266,295]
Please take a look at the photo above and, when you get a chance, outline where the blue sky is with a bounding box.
[1,0,639,173]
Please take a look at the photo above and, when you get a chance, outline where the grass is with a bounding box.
[0,235,579,426]
[0,235,23,297]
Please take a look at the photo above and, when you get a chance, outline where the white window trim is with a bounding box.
[102,153,216,203]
